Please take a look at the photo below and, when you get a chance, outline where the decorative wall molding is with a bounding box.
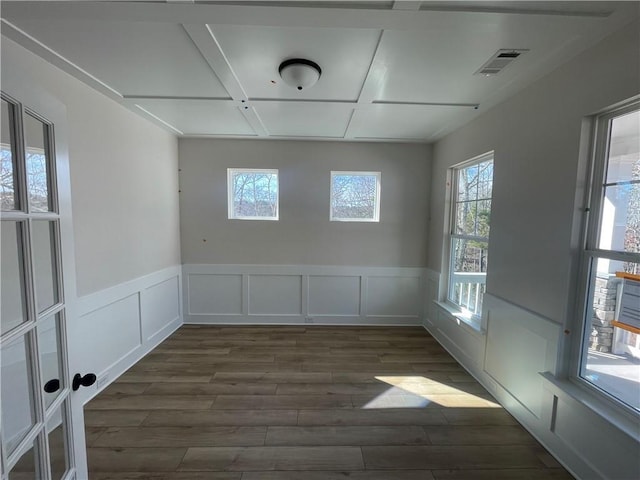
[422,268,636,480]
[69,265,183,405]
[182,264,426,325]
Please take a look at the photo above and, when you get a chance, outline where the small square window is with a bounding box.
[227,168,278,220]
[330,171,381,222]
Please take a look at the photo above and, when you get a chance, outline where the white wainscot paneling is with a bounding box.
[424,270,440,326]
[71,266,182,404]
[483,293,561,419]
[188,274,243,315]
[248,275,302,315]
[432,308,485,371]
[183,265,425,325]
[71,293,141,390]
[142,276,181,342]
[553,394,639,479]
[367,276,420,317]
[308,275,361,317]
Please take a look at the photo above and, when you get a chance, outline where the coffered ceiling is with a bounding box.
[1,1,638,142]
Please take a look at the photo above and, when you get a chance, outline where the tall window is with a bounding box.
[227,168,278,220]
[330,171,381,222]
[448,153,494,318]
[577,100,639,413]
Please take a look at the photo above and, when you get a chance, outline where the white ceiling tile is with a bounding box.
[256,102,353,138]
[133,99,256,136]
[9,20,230,98]
[350,104,476,141]
[211,25,381,101]
[373,18,607,105]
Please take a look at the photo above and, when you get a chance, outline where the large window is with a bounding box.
[330,171,381,222]
[227,168,278,220]
[577,100,639,413]
[447,153,494,318]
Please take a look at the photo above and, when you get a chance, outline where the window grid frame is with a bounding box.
[227,168,279,221]
[329,170,381,223]
[572,99,640,417]
[446,153,494,319]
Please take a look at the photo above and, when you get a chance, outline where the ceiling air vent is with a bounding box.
[474,49,529,76]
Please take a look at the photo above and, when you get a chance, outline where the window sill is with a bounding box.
[540,372,639,442]
[434,301,484,334]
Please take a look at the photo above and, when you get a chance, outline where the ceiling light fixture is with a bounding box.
[278,58,322,91]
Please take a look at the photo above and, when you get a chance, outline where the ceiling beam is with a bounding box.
[182,24,246,101]
[1,2,609,31]
[182,23,269,137]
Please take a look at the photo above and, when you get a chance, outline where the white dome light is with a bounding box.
[278,59,322,91]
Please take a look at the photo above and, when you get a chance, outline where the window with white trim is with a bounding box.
[227,168,278,220]
[330,171,381,222]
[576,100,639,413]
[447,153,494,318]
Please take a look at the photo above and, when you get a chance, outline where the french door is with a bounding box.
[1,86,88,479]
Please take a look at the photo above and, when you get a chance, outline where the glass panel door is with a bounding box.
[1,93,77,480]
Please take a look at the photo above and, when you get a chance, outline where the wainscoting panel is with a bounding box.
[308,276,361,317]
[69,266,182,405]
[183,265,425,325]
[366,276,420,317]
[553,393,639,479]
[188,274,243,315]
[142,275,181,342]
[483,293,561,419]
[72,293,142,388]
[423,269,637,479]
[248,275,302,315]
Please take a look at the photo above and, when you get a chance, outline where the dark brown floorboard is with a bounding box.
[85,325,574,479]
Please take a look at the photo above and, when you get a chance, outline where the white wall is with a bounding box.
[179,138,431,325]
[1,37,181,298]
[425,21,639,480]
[1,38,183,409]
[179,138,431,267]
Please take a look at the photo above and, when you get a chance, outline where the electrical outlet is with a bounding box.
[96,373,110,390]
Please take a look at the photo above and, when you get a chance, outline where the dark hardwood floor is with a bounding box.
[84,325,574,479]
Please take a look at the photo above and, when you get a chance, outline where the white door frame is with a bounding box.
[1,62,88,478]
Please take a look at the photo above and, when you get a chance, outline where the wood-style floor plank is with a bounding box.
[142,409,298,427]
[362,445,545,469]
[241,471,435,480]
[178,446,365,471]
[92,426,267,447]
[265,426,430,446]
[85,325,573,479]
[87,447,187,472]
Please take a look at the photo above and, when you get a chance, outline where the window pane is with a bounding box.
[1,335,36,456]
[8,435,41,479]
[230,170,278,219]
[457,160,493,202]
[581,260,639,412]
[47,405,70,479]
[1,221,27,335]
[331,172,379,221]
[597,183,640,254]
[606,109,639,185]
[1,98,18,211]
[39,314,63,410]
[32,220,60,312]
[24,113,52,212]
[455,199,491,237]
[449,238,488,315]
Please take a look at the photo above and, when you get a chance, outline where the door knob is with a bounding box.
[44,379,60,393]
[72,373,96,391]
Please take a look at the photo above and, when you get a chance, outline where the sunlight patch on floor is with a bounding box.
[360,375,501,409]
